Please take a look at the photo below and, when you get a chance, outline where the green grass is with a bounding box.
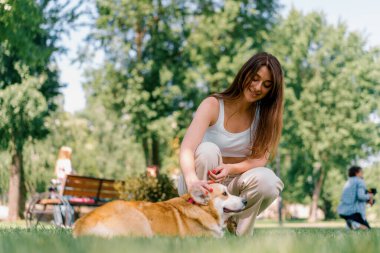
[0,226,379,253]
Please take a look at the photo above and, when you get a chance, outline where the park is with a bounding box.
[0,0,379,252]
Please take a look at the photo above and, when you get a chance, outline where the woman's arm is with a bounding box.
[227,155,268,175]
[209,154,268,183]
[180,97,219,191]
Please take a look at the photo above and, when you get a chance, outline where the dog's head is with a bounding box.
[189,183,247,220]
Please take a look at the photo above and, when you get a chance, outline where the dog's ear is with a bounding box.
[189,187,210,205]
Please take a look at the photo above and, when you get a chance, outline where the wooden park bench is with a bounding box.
[25,175,125,228]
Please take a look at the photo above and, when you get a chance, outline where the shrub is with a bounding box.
[117,172,178,202]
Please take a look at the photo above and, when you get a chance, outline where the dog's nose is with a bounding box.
[242,199,248,206]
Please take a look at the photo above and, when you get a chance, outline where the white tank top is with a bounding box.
[201,99,258,157]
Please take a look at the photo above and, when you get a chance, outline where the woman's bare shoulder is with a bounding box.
[201,96,219,107]
[198,96,219,125]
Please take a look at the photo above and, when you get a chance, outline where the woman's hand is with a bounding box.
[208,164,231,183]
[187,179,213,194]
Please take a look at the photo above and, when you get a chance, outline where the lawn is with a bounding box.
[0,225,379,253]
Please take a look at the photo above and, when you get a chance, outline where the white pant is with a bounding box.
[178,142,284,236]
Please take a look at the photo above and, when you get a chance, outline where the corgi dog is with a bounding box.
[73,183,246,238]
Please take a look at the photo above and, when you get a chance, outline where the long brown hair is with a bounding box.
[212,52,284,160]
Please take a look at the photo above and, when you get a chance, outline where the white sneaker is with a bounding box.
[351,221,361,230]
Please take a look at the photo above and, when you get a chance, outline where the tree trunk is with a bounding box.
[142,137,151,167]
[151,134,160,170]
[135,19,145,61]
[308,167,324,222]
[7,150,25,221]
[276,151,282,225]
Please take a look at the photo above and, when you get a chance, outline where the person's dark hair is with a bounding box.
[348,166,362,177]
[212,52,284,160]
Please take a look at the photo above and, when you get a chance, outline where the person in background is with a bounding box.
[52,146,75,227]
[55,146,74,185]
[337,165,374,230]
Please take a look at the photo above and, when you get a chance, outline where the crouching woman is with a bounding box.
[178,52,284,236]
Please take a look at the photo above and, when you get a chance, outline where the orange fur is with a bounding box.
[73,184,246,238]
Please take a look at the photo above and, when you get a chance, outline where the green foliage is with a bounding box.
[321,169,346,219]
[184,0,280,94]
[321,163,380,220]
[365,162,380,220]
[0,69,48,151]
[3,0,380,222]
[71,104,146,178]
[120,173,177,202]
[0,152,10,200]
[0,0,76,109]
[0,0,49,86]
[48,106,142,177]
[268,9,380,216]
[0,68,49,218]
[90,0,194,166]
[0,100,147,199]
[22,103,146,195]
[0,0,84,217]
[85,0,281,166]
[160,137,181,176]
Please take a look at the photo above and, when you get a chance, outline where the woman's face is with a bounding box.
[243,66,273,103]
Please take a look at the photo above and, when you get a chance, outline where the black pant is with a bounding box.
[340,213,371,229]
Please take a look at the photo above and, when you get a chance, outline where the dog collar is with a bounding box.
[187,197,196,204]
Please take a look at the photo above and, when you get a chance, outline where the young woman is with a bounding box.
[53,146,75,227]
[55,146,74,185]
[178,52,284,236]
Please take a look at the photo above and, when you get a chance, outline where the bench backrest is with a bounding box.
[60,175,124,201]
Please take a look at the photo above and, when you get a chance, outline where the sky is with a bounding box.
[59,0,380,113]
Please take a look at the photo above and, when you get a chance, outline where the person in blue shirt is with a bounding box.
[337,165,374,230]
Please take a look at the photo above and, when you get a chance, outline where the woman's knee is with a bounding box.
[240,167,284,199]
[195,142,222,167]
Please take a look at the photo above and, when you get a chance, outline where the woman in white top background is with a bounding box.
[178,52,284,236]
[55,146,74,184]
[53,146,74,226]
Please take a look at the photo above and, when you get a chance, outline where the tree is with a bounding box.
[0,0,83,220]
[184,0,280,94]
[364,162,380,220]
[86,0,191,167]
[267,10,380,221]
[0,71,48,221]
[86,0,281,168]
[25,103,146,185]
[67,102,146,178]
[0,0,82,107]
[0,100,148,206]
